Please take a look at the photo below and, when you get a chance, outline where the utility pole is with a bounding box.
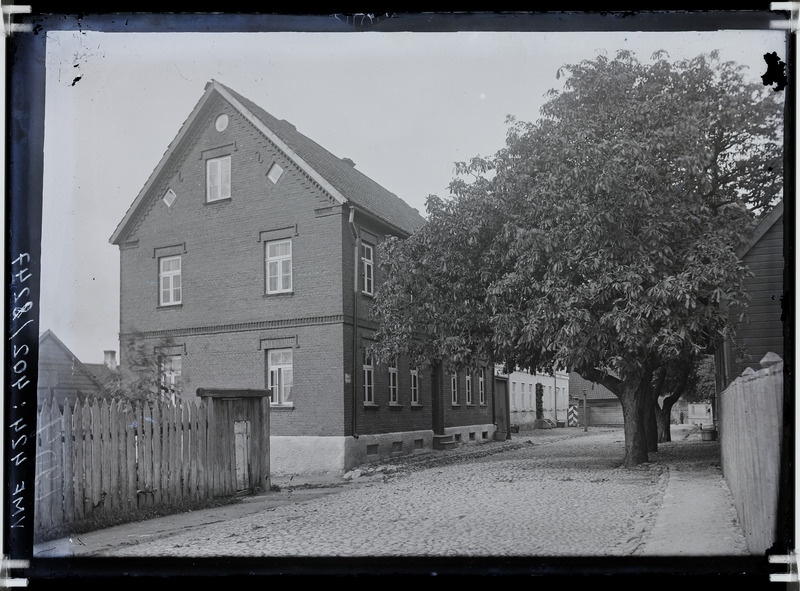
[583,388,588,432]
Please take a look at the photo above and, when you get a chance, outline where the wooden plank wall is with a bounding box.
[719,358,783,555]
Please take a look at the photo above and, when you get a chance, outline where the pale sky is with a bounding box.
[39,24,787,364]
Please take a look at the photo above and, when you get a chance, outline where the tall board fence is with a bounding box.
[34,391,270,540]
[719,354,784,555]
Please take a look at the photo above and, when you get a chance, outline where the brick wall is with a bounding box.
[132,323,345,437]
[119,94,344,337]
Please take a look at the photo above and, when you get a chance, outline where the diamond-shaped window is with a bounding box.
[267,162,284,184]
[163,188,177,207]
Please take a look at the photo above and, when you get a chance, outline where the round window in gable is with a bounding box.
[215,114,229,132]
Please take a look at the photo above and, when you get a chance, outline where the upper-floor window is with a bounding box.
[388,360,398,404]
[206,155,231,202]
[266,239,292,294]
[363,353,374,404]
[511,381,517,410]
[451,372,458,405]
[466,372,473,405]
[267,348,293,406]
[410,368,419,404]
[159,255,182,306]
[159,354,182,403]
[361,243,374,295]
[479,368,486,405]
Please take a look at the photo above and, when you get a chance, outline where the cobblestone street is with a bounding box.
[39,425,749,561]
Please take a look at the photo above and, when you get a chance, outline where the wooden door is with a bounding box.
[234,420,250,491]
[494,377,510,440]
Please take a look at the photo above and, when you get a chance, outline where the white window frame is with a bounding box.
[466,372,473,405]
[512,381,517,411]
[410,368,419,404]
[451,372,458,405]
[267,348,293,406]
[363,353,374,404]
[479,368,486,405]
[159,354,182,403]
[361,243,374,295]
[159,255,182,306]
[266,239,292,294]
[388,360,398,404]
[206,155,231,202]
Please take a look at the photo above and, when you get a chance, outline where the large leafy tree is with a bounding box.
[372,50,783,467]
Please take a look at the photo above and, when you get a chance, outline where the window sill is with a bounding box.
[270,403,294,411]
[205,197,232,205]
[389,402,402,407]
[451,404,461,408]
[410,403,424,409]
[466,403,475,407]
[361,291,375,299]
[264,291,294,298]
[363,402,378,408]
[158,303,183,310]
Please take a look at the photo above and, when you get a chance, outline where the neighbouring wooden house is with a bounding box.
[568,372,623,427]
[715,199,785,393]
[109,80,499,480]
[37,330,105,407]
[496,366,570,428]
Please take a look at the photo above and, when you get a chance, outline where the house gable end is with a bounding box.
[38,330,105,393]
[737,200,784,259]
[110,81,348,246]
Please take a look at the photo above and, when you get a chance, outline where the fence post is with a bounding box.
[583,388,588,432]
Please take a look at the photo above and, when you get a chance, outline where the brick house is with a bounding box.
[109,80,498,479]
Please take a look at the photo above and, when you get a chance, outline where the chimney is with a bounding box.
[104,350,117,370]
[342,157,356,167]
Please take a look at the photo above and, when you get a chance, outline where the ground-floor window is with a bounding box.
[410,368,419,403]
[159,354,182,402]
[363,353,374,403]
[268,348,293,405]
[389,361,398,403]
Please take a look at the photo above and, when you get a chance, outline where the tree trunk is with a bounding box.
[656,401,673,443]
[618,380,648,467]
[643,384,658,453]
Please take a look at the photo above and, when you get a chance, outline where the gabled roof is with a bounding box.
[38,329,105,391]
[737,199,784,259]
[85,363,118,385]
[568,372,617,400]
[110,80,427,245]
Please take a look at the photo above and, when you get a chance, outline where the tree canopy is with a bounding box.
[371,50,784,466]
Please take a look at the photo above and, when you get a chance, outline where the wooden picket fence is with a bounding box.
[34,393,264,540]
[719,355,784,555]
